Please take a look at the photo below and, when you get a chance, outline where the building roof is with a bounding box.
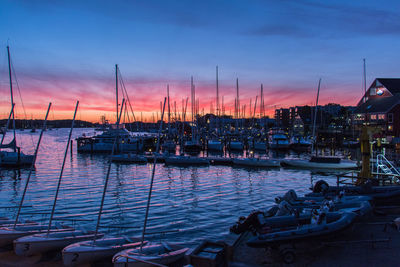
[353,94,400,114]
[376,78,400,94]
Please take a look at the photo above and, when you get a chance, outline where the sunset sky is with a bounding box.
[1,0,400,123]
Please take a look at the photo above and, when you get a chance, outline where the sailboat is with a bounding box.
[14,102,103,256]
[0,46,34,167]
[250,87,267,151]
[281,79,358,169]
[183,77,202,152]
[62,99,147,265]
[229,79,245,151]
[113,98,189,266]
[207,66,223,152]
[76,65,144,153]
[161,85,177,153]
[113,242,189,267]
[0,103,73,247]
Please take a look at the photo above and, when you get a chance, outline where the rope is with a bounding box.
[10,57,35,149]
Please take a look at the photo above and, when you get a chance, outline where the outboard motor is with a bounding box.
[230,211,263,234]
[282,189,298,203]
[313,180,329,194]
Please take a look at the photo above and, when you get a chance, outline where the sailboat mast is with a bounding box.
[260,84,264,118]
[363,58,367,103]
[236,78,239,119]
[14,103,52,228]
[7,46,16,149]
[216,66,219,116]
[116,64,119,123]
[311,79,321,154]
[141,97,167,249]
[93,99,125,241]
[167,84,170,135]
[47,101,79,234]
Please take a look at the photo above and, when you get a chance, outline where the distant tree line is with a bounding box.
[0,119,95,129]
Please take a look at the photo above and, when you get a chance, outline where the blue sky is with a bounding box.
[1,0,399,121]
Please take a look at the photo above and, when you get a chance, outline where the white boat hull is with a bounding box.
[78,142,143,153]
[164,156,209,166]
[113,242,189,267]
[281,159,359,169]
[0,225,71,247]
[62,237,142,266]
[111,154,147,163]
[233,158,280,167]
[14,230,103,256]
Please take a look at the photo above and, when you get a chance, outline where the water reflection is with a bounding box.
[0,128,352,247]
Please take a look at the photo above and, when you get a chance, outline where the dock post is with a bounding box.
[17,147,21,165]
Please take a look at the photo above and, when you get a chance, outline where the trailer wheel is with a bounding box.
[281,249,296,264]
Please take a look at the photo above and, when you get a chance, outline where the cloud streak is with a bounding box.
[0,67,363,122]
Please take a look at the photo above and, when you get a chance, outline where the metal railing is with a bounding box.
[375,153,400,183]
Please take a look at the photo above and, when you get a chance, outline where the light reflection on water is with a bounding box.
[0,128,344,247]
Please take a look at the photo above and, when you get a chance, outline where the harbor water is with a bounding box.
[0,128,351,247]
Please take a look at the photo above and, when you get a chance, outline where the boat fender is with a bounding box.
[313,180,329,194]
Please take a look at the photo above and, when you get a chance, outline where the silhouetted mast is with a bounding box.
[7,46,16,149]
[115,64,119,123]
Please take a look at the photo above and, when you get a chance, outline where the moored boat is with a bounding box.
[246,211,357,248]
[183,140,202,152]
[164,155,210,166]
[281,156,359,169]
[112,242,189,267]
[268,129,290,149]
[232,157,280,168]
[14,230,104,256]
[207,139,223,151]
[290,134,311,149]
[0,224,72,247]
[111,153,147,163]
[306,179,400,206]
[229,140,244,151]
[62,236,143,266]
[76,127,144,153]
[253,140,267,151]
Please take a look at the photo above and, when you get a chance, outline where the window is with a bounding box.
[378,114,385,120]
[388,113,393,123]
[370,88,376,96]
[370,114,377,120]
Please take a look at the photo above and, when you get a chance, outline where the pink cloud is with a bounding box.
[0,69,362,122]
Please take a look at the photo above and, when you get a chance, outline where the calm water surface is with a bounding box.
[0,128,344,247]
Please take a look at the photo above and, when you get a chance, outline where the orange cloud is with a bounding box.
[0,69,361,123]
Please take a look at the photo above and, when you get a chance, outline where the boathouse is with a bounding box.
[353,78,400,137]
